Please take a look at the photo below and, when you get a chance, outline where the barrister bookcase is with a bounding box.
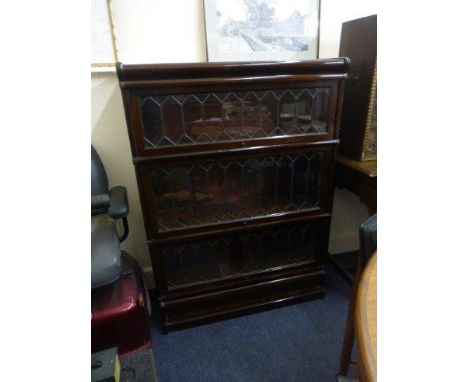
[117,59,349,331]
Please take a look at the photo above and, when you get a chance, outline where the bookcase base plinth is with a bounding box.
[159,270,325,332]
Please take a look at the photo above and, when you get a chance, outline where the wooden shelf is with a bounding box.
[336,155,377,178]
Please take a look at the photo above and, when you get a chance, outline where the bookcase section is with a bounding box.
[139,88,331,148]
[151,151,330,232]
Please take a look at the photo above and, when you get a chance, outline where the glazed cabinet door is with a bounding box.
[136,144,335,238]
[149,218,329,295]
[122,78,341,158]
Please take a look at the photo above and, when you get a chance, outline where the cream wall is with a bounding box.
[91,73,154,285]
[91,0,377,287]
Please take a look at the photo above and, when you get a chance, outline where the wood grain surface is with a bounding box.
[355,252,377,382]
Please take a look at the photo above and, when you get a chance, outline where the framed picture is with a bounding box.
[91,0,118,70]
[204,0,320,62]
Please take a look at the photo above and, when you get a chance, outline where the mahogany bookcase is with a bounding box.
[117,58,349,331]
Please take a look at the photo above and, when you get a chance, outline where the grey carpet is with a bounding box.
[150,262,352,382]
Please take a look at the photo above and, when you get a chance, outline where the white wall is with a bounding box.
[319,0,378,58]
[112,0,207,64]
[91,0,377,287]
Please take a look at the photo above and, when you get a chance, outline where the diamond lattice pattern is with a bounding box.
[140,88,330,147]
[152,152,327,231]
[162,223,319,288]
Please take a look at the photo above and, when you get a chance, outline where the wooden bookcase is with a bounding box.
[117,59,349,331]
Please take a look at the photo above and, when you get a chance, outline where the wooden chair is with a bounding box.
[337,214,377,379]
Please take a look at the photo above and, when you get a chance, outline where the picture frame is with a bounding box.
[203,0,320,62]
[91,0,119,71]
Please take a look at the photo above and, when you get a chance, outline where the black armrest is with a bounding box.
[359,214,377,266]
[92,194,110,215]
[108,186,129,219]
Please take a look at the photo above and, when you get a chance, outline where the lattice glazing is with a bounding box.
[152,152,327,231]
[162,223,319,288]
[140,88,330,147]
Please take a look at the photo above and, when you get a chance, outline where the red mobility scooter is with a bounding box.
[91,146,152,355]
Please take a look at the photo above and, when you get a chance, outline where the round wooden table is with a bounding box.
[355,252,377,382]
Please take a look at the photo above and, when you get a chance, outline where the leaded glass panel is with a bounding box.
[161,222,320,288]
[152,152,327,231]
[140,88,331,148]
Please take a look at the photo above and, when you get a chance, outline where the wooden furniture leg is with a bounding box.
[338,214,376,377]
[339,294,356,374]
[339,255,361,375]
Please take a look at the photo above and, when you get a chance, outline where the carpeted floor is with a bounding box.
[120,348,159,382]
[150,262,352,382]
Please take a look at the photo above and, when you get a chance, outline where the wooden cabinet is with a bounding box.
[117,59,349,331]
[338,14,377,161]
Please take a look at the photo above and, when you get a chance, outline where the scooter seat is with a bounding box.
[91,224,121,290]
